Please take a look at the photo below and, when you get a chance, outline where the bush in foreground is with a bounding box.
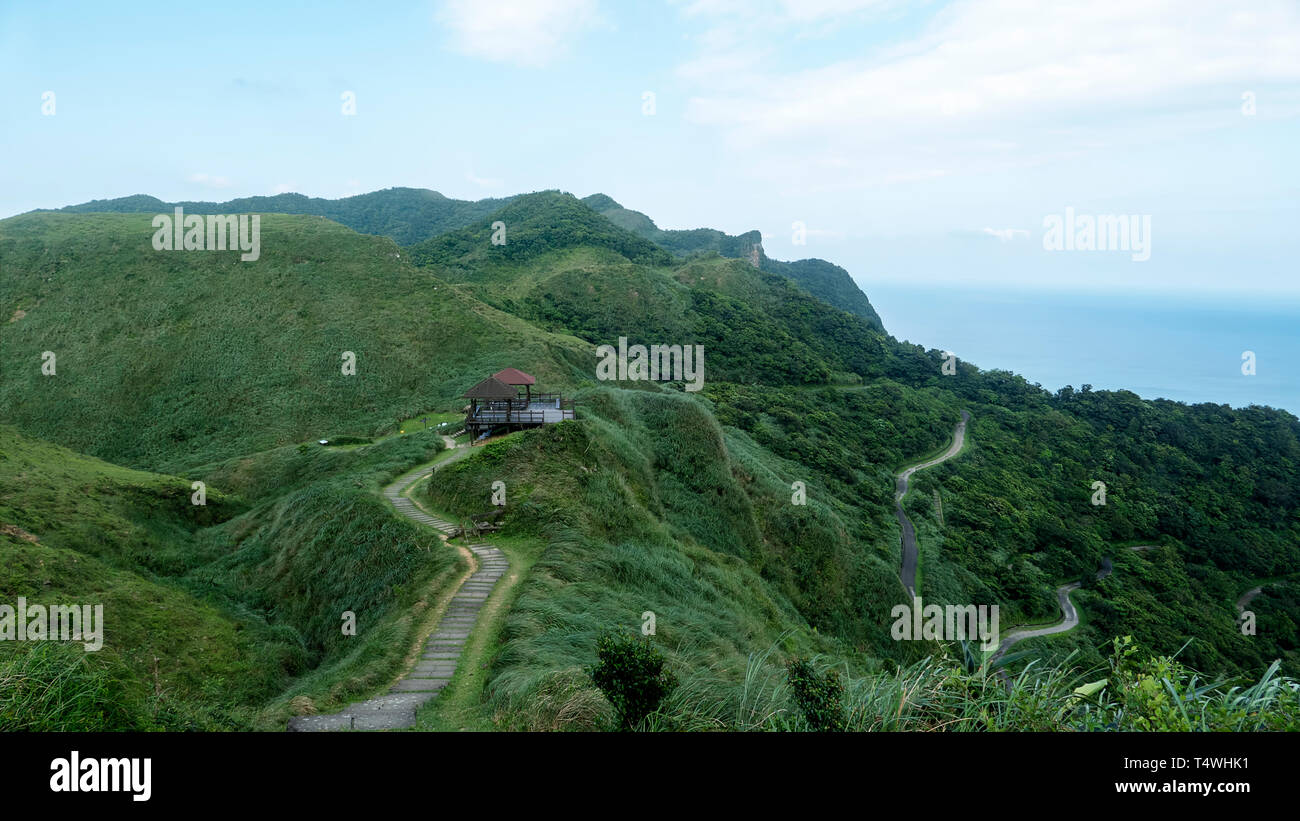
[786,657,847,731]
[587,632,677,730]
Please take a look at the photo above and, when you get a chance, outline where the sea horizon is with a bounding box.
[865,282,1300,416]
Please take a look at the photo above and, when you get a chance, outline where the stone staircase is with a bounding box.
[287,449,508,731]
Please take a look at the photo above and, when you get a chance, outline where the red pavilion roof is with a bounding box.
[491,368,536,386]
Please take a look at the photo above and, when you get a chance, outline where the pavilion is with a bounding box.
[461,368,574,440]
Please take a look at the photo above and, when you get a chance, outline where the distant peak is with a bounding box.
[581,193,623,211]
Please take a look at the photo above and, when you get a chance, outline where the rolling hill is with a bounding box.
[0,209,592,472]
[45,187,886,329]
[52,187,514,247]
[2,189,1298,730]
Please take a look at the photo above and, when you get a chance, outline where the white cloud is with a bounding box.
[187,172,232,189]
[676,0,893,24]
[982,227,1029,241]
[272,182,296,195]
[436,0,603,67]
[678,0,1300,186]
[774,0,896,24]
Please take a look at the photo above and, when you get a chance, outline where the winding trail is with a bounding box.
[287,441,508,731]
[890,417,1165,662]
[891,413,1277,666]
[895,411,970,597]
[990,545,1157,662]
[1237,585,1266,614]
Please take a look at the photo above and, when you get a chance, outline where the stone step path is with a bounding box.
[287,446,508,732]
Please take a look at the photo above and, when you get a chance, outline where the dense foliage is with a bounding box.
[410,191,672,269]
[587,632,677,729]
[786,657,847,731]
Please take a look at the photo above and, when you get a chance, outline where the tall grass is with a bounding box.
[0,212,595,473]
[0,643,132,731]
[710,639,1300,732]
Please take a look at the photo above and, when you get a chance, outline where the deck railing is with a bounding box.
[468,407,576,420]
[465,391,576,429]
[471,410,545,424]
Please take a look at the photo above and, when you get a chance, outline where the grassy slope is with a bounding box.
[409,190,672,272]
[421,389,929,729]
[0,425,278,729]
[185,429,473,729]
[0,419,471,729]
[414,200,902,388]
[2,199,1297,730]
[0,211,594,473]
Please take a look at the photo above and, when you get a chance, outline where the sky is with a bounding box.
[2,0,1299,298]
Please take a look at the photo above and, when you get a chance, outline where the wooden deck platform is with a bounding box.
[465,397,575,434]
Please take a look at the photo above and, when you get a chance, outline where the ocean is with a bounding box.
[865,284,1300,416]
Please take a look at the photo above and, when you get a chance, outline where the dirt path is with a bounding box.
[895,411,970,597]
[287,445,509,731]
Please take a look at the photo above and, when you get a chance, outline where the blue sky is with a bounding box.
[2,0,1298,296]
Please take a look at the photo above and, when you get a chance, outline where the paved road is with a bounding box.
[895,411,970,597]
[1236,586,1265,614]
[287,446,508,731]
[990,545,1157,662]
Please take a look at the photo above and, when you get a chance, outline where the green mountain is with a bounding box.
[48,187,886,328]
[581,193,885,328]
[412,192,897,387]
[53,187,514,246]
[0,419,468,730]
[2,191,1297,731]
[410,190,672,269]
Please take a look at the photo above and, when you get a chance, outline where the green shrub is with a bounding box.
[587,632,677,730]
[786,657,846,731]
[322,436,372,446]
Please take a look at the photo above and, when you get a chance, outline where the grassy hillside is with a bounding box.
[0,210,592,472]
[0,426,281,729]
[3,197,1298,731]
[421,393,880,730]
[0,422,470,729]
[420,388,1300,730]
[413,195,904,386]
[186,429,470,729]
[50,187,887,328]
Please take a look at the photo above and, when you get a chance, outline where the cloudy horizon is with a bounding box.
[3,0,1297,296]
